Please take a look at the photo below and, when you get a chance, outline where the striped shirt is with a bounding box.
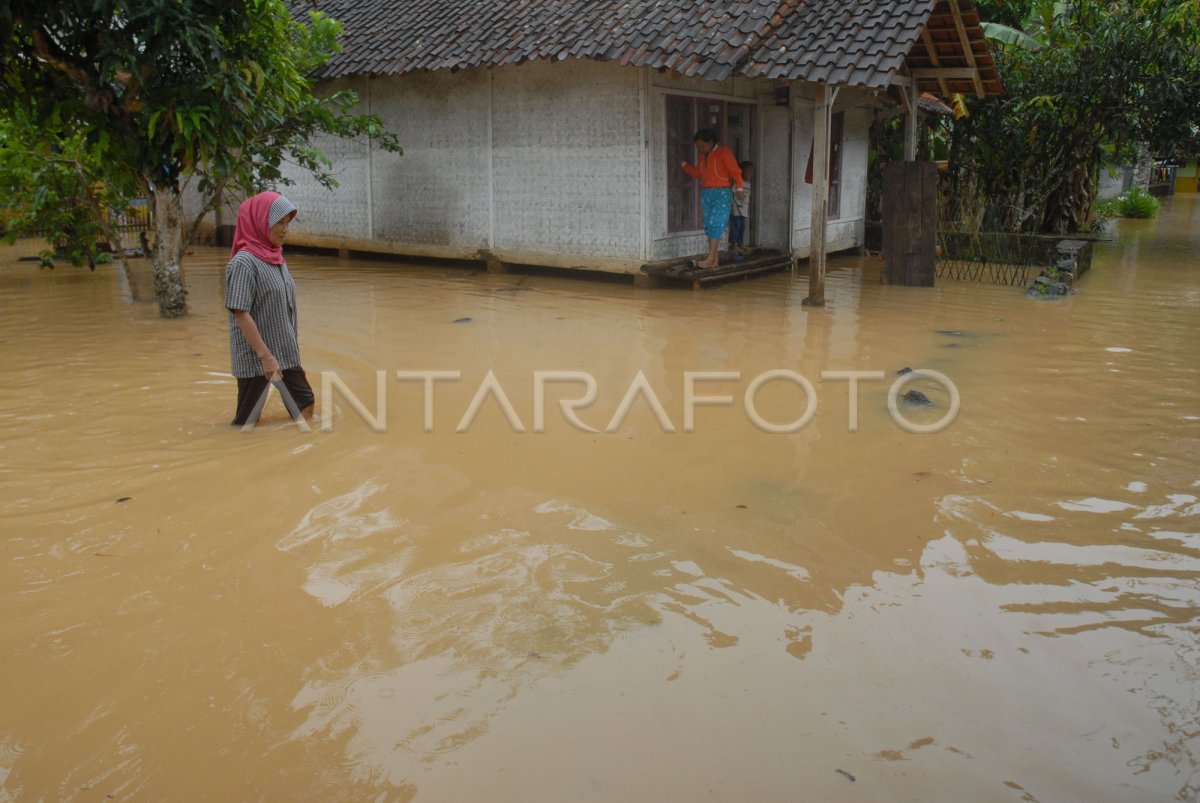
[225,251,302,379]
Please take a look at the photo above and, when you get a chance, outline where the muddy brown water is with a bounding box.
[1,196,1197,801]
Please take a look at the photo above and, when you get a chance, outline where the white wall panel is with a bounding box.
[491,61,643,259]
[280,63,873,271]
[757,104,792,250]
[789,92,871,256]
[279,77,372,240]
[369,71,491,248]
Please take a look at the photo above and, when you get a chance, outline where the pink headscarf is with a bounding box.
[231,191,297,265]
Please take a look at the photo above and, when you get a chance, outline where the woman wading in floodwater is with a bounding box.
[225,191,315,427]
[680,128,747,270]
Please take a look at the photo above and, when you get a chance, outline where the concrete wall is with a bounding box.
[283,61,643,271]
[179,182,213,241]
[786,88,871,257]
[285,77,374,242]
[370,70,491,249]
[756,104,793,252]
[1097,165,1133,201]
[492,61,643,261]
[280,61,871,273]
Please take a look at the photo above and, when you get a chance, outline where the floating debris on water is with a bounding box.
[902,390,934,407]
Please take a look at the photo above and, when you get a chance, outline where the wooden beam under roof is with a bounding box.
[896,1,1004,99]
[947,0,986,97]
[920,26,949,96]
[913,67,984,79]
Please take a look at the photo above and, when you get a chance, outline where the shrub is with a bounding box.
[1089,198,1118,231]
[1114,188,1160,219]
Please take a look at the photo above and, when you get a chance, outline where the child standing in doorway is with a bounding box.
[730,161,754,255]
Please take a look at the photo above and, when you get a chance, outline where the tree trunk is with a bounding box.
[113,257,146,304]
[90,197,143,304]
[1131,143,1152,192]
[1042,146,1097,234]
[149,186,189,318]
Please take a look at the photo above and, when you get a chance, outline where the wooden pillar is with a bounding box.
[881,161,937,286]
[802,83,829,307]
[904,79,919,161]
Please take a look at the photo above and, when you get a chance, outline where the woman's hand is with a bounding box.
[259,352,281,381]
[231,310,282,380]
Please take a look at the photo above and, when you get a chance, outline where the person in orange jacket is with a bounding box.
[680,128,747,269]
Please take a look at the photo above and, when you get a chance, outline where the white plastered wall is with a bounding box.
[278,62,872,272]
[787,87,872,257]
[278,70,491,255]
[369,70,491,249]
[178,181,214,241]
[280,77,374,241]
[491,61,643,262]
[283,61,644,271]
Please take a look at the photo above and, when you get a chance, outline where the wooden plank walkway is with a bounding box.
[640,249,795,290]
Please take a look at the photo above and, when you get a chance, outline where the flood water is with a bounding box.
[1,195,1197,802]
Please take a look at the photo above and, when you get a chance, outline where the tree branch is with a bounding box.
[25,23,95,87]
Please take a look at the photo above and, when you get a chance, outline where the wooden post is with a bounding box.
[802,83,829,307]
[881,161,937,286]
[905,79,919,161]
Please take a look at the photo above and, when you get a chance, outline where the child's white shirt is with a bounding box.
[733,181,751,219]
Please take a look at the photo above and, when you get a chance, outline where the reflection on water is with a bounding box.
[0,197,1197,800]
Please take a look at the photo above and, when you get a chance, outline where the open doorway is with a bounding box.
[665,96,756,236]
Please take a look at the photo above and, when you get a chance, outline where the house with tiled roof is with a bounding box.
[278,0,999,288]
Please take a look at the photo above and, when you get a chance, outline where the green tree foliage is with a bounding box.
[0,109,127,268]
[945,0,1200,234]
[974,0,1036,30]
[0,0,399,317]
